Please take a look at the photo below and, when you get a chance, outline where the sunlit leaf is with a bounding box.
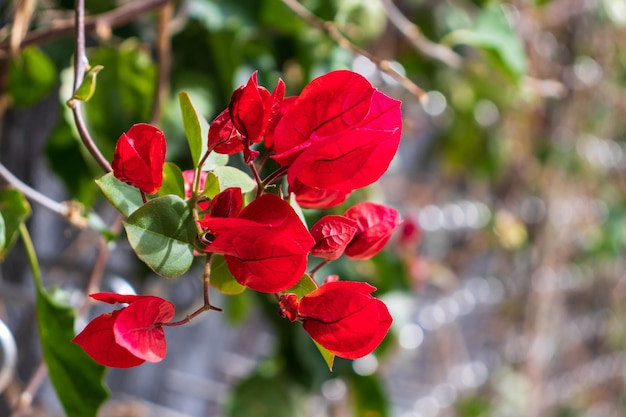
[212,166,256,193]
[159,162,185,198]
[179,92,209,168]
[284,273,318,299]
[70,65,104,103]
[123,195,197,278]
[211,254,246,295]
[95,172,143,217]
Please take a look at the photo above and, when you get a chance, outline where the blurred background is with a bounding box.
[1,0,626,416]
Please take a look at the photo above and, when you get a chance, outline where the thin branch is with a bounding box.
[0,162,65,215]
[67,0,112,173]
[150,1,174,124]
[0,0,172,54]
[10,361,47,417]
[380,0,462,69]
[281,0,428,103]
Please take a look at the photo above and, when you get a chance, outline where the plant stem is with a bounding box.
[248,161,264,198]
[19,223,42,289]
[161,253,222,327]
[262,165,288,188]
[309,259,330,278]
[68,0,112,173]
[0,162,64,215]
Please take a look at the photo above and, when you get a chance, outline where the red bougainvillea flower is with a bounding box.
[272,70,402,199]
[112,123,166,194]
[209,72,285,162]
[208,187,243,218]
[289,178,352,209]
[297,281,392,359]
[310,215,359,260]
[198,194,314,293]
[345,202,400,260]
[72,293,174,368]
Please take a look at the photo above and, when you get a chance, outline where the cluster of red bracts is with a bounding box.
[74,70,401,368]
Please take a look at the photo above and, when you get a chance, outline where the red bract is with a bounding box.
[345,202,400,259]
[272,70,402,196]
[310,215,358,260]
[72,292,174,368]
[298,281,392,359]
[198,194,314,293]
[209,187,242,218]
[112,123,166,194]
[289,178,352,209]
[209,72,285,162]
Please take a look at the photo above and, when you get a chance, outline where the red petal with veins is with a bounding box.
[345,202,400,259]
[299,281,392,359]
[72,310,145,368]
[310,215,358,260]
[113,296,175,363]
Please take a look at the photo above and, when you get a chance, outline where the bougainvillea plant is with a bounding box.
[74,69,402,369]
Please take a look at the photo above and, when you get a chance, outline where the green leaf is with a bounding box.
[179,92,209,168]
[70,65,104,103]
[159,162,185,199]
[203,172,221,199]
[212,166,256,193]
[8,47,57,107]
[443,4,527,81]
[284,273,317,299]
[123,195,197,278]
[0,189,31,260]
[314,340,335,371]
[95,172,143,217]
[20,223,108,417]
[211,254,246,294]
[202,151,229,171]
[36,287,109,417]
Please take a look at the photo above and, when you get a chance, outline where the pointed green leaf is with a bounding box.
[0,189,31,260]
[212,166,256,193]
[179,92,210,168]
[314,340,335,371]
[203,172,221,199]
[159,162,185,198]
[211,254,246,294]
[70,65,104,103]
[285,274,317,299]
[95,172,143,217]
[123,195,197,278]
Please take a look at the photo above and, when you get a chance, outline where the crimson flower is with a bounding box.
[345,202,400,259]
[72,293,174,368]
[198,194,314,293]
[310,215,358,260]
[289,178,352,209]
[272,70,402,206]
[112,123,166,194]
[280,281,392,359]
[208,72,285,162]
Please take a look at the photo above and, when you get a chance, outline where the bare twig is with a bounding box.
[150,1,174,124]
[380,0,462,69]
[10,361,47,417]
[67,0,112,173]
[0,0,172,54]
[281,0,428,103]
